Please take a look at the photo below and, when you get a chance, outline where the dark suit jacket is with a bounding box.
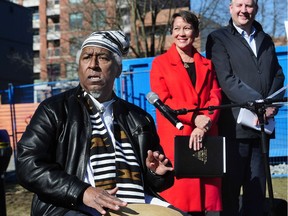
[206,19,285,139]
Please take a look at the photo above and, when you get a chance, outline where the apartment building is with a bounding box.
[11,0,116,83]
[10,0,191,83]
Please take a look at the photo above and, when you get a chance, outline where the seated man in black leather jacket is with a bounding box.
[16,31,180,216]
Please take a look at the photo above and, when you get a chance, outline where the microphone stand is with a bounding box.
[173,97,287,216]
[245,99,277,216]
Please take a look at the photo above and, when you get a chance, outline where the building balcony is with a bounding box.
[47,0,60,16]
[47,24,60,40]
[33,35,40,50]
[23,0,40,7]
[33,20,40,29]
[47,32,60,40]
[47,47,61,59]
[47,7,60,16]
[33,43,40,51]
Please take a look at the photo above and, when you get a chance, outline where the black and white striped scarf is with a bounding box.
[83,92,145,203]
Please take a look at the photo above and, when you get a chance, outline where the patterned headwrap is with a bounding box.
[81,30,130,57]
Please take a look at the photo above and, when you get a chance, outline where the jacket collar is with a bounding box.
[227,18,265,55]
[168,43,199,66]
[75,84,85,98]
[166,43,211,93]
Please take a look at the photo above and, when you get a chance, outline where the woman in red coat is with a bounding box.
[150,11,222,215]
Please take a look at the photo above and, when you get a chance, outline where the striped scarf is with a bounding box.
[83,92,145,203]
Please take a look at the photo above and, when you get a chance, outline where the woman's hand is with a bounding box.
[189,127,205,150]
[194,115,212,132]
[146,150,174,175]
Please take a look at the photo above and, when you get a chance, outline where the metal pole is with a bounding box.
[257,106,275,216]
[8,83,17,164]
[0,130,12,216]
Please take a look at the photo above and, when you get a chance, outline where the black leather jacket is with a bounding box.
[16,85,174,216]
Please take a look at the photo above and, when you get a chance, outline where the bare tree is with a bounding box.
[124,0,191,57]
[257,0,287,38]
[59,0,191,58]
[10,0,287,82]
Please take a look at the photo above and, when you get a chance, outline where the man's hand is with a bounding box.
[254,106,278,126]
[83,186,127,215]
[146,150,173,175]
[265,106,278,118]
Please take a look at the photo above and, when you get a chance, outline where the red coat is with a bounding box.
[150,44,222,212]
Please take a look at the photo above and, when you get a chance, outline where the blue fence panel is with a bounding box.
[0,84,34,104]
[115,57,156,118]
[269,45,287,161]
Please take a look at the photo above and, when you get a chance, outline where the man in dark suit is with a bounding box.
[205,0,285,215]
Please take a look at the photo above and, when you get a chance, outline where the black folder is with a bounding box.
[174,135,226,178]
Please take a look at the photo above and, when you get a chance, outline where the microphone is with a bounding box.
[146,92,184,130]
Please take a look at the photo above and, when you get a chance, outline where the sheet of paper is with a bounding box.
[237,108,275,134]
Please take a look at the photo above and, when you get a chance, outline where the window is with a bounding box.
[33,51,40,58]
[47,23,60,33]
[47,0,60,8]
[66,63,78,80]
[33,35,40,43]
[33,28,39,36]
[47,64,61,81]
[47,40,61,57]
[33,13,39,21]
[54,47,61,56]
[92,10,106,29]
[47,48,61,57]
[69,13,83,30]
[69,37,80,57]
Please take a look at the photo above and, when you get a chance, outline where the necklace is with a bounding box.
[182,55,192,68]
